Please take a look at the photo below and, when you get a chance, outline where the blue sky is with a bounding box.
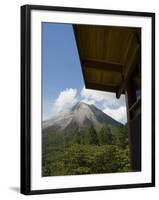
[42,22,127,124]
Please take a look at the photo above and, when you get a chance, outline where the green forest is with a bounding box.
[42,124,131,176]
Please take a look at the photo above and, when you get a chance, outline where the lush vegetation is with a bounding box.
[42,124,131,176]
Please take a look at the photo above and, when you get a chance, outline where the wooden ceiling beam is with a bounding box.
[86,82,119,93]
[83,59,123,72]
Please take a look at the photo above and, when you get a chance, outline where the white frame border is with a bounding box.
[30,9,152,190]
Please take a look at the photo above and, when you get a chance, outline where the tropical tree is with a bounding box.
[88,126,99,145]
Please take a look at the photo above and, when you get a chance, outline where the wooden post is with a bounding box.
[125,83,141,171]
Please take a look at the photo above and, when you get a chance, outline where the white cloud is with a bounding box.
[81,98,96,105]
[80,87,127,124]
[53,88,78,116]
[48,86,127,124]
[103,106,127,124]
[81,87,113,101]
[80,86,125,109]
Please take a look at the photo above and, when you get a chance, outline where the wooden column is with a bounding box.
[125,83,141,171]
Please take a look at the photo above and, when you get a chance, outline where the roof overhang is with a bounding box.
[73,25,141,98]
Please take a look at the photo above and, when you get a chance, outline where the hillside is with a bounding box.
[42,102,131,177]
[43,102,121,132]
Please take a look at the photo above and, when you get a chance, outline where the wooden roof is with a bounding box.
[73,25,141,98]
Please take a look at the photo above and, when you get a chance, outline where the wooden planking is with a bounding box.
[83,58,123,72]
[120,33,135,65]
[84,67,122,87]
[123,33,140,73]
[74,24,141,94]
[116,44,140,98]
[75,25,137,64]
